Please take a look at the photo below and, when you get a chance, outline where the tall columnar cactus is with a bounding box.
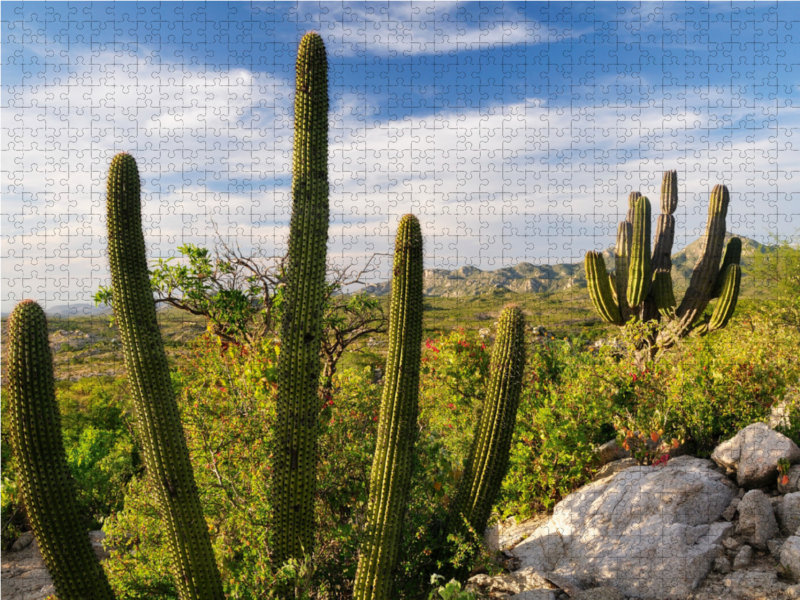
[353,214,424,600]
[106,153,224,599]
[585,251,622,325]
[271,31,330,565]
[585,171,742,348]
[6,300,116,600]
[446,304,527,540]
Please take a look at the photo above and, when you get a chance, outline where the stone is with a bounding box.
[768,538,785,557]
[769,388,799,430]
[721,497,740,521]
[711,422,800,489]
[510,590,556,600]
[782,536,800,582]
[723,536,742,551]
[713,556,732,573]
[722,571,782,599]
[571,588,626,600]
[592,457,638,482]
[594,439,631,467]
[10,531,34,552]
[787,584,800,599]
[736,490,779,549]
[778,493,800,535]
[468,569,552,595]
[512,456,735,600]
[779,465,800,494]
[732,544,752,570]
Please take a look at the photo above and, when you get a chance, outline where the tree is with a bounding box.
[94,234,390,390]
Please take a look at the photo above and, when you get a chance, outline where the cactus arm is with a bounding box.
[271,31,330,564]
[447,305,526,538]
[6,300,116,600]
[106,153,224,599]
[644,172,679,321]
[585,251,623,325]
[626,190,642,225]
[708,264,741,331]
[353,215,424,600]
[711,237,742,298]
[614,221,633,322]
[626,195,653,308]
[653,271,677,317]
[675,185,730,332]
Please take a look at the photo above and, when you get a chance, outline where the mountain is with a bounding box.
[362,235,772,298]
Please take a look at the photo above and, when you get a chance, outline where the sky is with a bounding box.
[2,1,799,313]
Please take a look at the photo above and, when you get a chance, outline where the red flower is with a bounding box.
[448,403,455,410]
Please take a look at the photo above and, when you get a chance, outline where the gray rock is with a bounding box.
[594,439,630,467]
[780,465,800,494]
[769,388,799,430]
[512,456,735,600]
[592,457,638,482]
[721,497,740,521]
[10,531,34,552]
[722,571,781,599]
[736,490,779,549]
[713,556,732,573]
[779,493,800,535]
[782,536,800,583]
[787,583,800,599]
[571,587,626,600]
[723,536,742,551]
[510,590,556,600]
[468,569,552,595]
[768,538,785,557]
[711,422,800,489]
[733,544,753,570]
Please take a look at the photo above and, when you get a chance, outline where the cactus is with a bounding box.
[585,172,742,349]
[626,195,652,308]
[106,153,224,599]
[271,31,330,565]
[353,214,424,600]
[447,304,527,540]
[586,251,623,325]
[6,300,116,599]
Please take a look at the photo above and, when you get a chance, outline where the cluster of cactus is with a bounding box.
[585,170,742,347]
[5,31,529,600]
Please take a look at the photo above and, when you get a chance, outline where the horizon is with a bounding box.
[3,1,799,313]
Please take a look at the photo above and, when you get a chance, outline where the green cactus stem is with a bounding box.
[6,300,116,600]
[653,271,677,317]
[675,184,730,332]
[447,304,527,540]
[614,220,633,322]
[660,169,678,215]
[271,31,330,565]
[711,237,743,298]
[626,195,652,308]
[585,251,623,325]
[626,191,642,224]
[708,263,741,331]
[106,153,224,599]
[353,214,424,600]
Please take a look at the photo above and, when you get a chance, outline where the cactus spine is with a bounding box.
[6,300,116,599]
[353,215,424,600]
[271,31,330,564]
[447,305,527,539]
[585,172,742,348]
[106,153,224,599]
[585,251,623,325]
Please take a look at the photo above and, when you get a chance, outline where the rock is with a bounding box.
[723,536,742,551]
[468,569,553,595]
[713,556,732,573]
[782,536,800,582]
[512,456,735,600]
[571,588,626,600]
[769,388,799,430]
[778,493,800,535]
[779,465,800,494]
[721,497,740,521]
[768,538,785,557]
[711,422,800,489]
[592,457,638,482]
[732,544,753,570]
[787,583,800,599]
[10,531,34,552]
[736,490,779,549]
[722,571,781,599]
[510,590,556,600]
[594,440,631,467]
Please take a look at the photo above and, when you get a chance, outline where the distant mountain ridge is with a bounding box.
[362,234,772,298]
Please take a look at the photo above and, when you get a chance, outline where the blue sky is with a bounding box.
[2,2,799,313]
